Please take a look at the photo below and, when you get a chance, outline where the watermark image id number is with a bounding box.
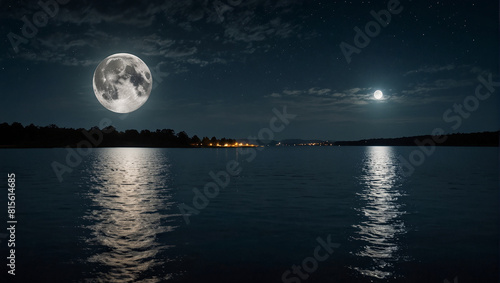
[7,173,17,276]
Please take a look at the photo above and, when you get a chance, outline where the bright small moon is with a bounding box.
[93,53,153,113]
[374,90,383,100]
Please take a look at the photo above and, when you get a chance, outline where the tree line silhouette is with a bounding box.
[0,122,237,148]
[1,122,497,148]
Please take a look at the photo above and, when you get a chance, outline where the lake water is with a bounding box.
[0,146,498,282]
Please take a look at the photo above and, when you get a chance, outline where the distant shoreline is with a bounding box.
[332,131,499,147]
[0,144,497,149]
[0,146,263,149]
[0,122,498,148]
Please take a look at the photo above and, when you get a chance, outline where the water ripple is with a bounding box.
[351,146,408,280]
[80,148,176,282]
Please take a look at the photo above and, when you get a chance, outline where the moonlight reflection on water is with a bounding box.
[82,148,176,282]
[352,146,407,279]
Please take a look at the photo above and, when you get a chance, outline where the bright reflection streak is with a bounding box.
[83,148,176,282]
[352,146,406,279]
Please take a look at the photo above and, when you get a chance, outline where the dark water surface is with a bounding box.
[0,146,498,282]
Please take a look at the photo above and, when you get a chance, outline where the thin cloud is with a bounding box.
[404,64,456,76]
[402,79,473,95]
[266,87,373,106]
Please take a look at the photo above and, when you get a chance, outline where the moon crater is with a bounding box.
[93,53,153,113]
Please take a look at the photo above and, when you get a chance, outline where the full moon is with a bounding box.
[93,53,153,113]
[374,90,383,100]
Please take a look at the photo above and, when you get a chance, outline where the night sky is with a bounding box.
[1,0,498,140]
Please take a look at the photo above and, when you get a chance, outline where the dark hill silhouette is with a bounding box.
[334,131,499,147]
